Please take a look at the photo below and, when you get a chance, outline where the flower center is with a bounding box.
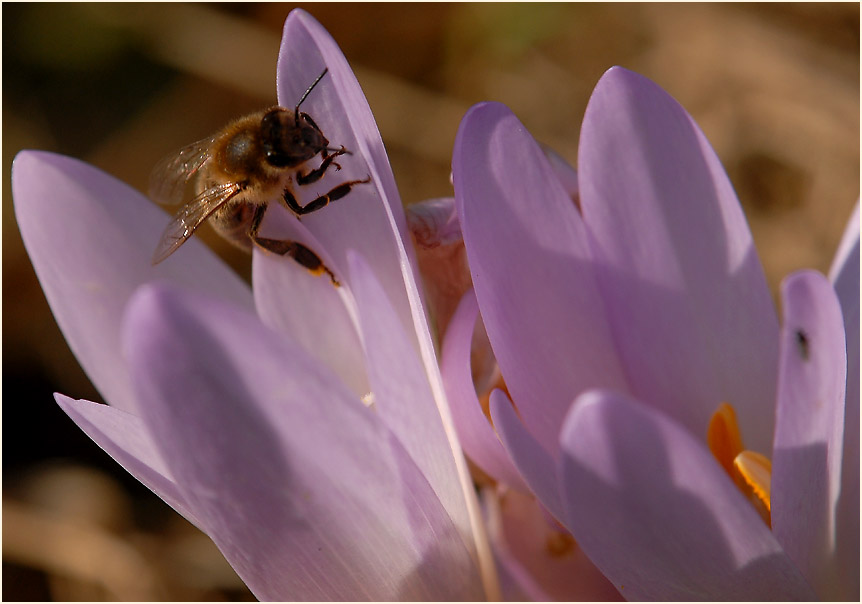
[707,402,772,526]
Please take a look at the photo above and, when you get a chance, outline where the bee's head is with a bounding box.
[260,108,328,168]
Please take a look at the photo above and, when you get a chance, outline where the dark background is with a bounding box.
[3,3,859,600]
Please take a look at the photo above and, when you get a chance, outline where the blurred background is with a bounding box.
[3,3,859,600]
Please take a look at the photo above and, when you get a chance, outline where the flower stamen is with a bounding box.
[707,402,745,488]
[733,451,772,527]
[707,403,772,526]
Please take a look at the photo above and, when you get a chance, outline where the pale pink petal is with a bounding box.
[53,394,201,530]
[440,289,528,491]
[346,250,475,555]
[252,207,369,398]
[453,101,628,449]
[489,389,563,523]
[540,144,579,204]
[483,488,621,601]
[274,10,421,352]
[274,14,453,489]
[772,270,848,599]
[560,389,815,601]
[578,67,779,454]
[123,282,484,601]
[12,151,252,414]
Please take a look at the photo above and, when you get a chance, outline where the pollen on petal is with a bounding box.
[733,450,772,526]
[707,402,744,481]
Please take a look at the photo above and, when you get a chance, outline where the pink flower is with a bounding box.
[12,10,497,600]
[441,66,858,600]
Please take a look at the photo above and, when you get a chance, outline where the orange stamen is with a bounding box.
[733,451,772,527]
[707,402,745,486]
[708,403,773,527]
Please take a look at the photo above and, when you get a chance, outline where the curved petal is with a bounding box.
[559,389,815,601]
[482,488,621,602]
[346,250,474,555]
[828,202,860,601]
[275,18,460,529]
[453,101,628,449]
[539,144,579,205]
[123,282,484,601]
[578,67,779,454]
[772,270,848,599]
[11,151,253,414]
[489,389,562,523]
[252,206,369,399]
[275,10,420,352]
[440,289,528,491]
[53,394,201,531]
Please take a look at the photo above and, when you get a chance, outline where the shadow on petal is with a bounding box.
[560,390,815,601]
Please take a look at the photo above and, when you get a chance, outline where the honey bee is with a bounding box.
[149,69,370,285]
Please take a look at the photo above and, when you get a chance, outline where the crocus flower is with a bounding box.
[441,66,858,600]
[12,9,498,600]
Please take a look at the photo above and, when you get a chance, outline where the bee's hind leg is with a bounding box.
[248,206,340,286]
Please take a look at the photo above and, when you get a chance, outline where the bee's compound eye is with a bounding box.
[260,109,295,167]
[260,109,286,142]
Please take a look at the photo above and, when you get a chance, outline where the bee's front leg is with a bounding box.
[297,146,350,185]
[282,176,372,216]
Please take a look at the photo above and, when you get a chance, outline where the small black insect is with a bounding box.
[795,329,810,361]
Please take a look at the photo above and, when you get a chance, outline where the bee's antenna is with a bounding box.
[295,68,329,116]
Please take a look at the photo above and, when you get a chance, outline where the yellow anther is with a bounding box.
[708,403,772,527]
[707,402,744,483]
[733,450,772,527]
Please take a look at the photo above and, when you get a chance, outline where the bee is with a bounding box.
[149,69,370,286]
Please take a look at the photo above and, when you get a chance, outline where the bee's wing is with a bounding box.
[148,136,215,206]
[151,182,242,265]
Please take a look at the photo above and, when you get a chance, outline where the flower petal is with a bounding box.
[440,289,528,491]
[772,270,848,599]
[275,16,461,524]
[453,101,627,449]
[482,488,621,602]
[53,394,201,530]
[11,151,252,413]
[252,206,370,399]
[346,250,475,555]
[559,389,815,601]
[275,10,421,352]
[489,389,562,523]
[123,282,484,601]
[539,144,579,205]
[578,67,779,454]
[829,202,860,601]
